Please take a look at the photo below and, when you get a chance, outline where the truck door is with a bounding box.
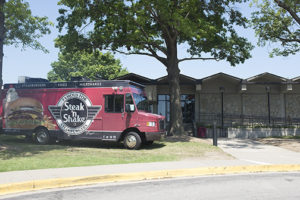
[124,93,136,128]
[102,94,125,140]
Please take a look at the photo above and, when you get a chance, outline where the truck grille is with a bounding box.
[159,119,165,130]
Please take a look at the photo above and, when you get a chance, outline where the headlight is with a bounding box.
[146,122,156,127]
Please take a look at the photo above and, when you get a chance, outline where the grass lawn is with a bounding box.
[0,134,224,172]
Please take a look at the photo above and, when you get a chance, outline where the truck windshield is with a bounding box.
[133,93,150,112]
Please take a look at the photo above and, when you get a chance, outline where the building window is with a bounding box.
[158,95,170,121]
[181,95,195,123]
[158,94,195,123]
[105,95,124,113]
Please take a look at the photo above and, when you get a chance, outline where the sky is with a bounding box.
[2,0,300,84]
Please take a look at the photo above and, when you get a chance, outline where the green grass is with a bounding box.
[0,135,221,172]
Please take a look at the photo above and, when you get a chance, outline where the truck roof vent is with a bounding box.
[18,76,49,83]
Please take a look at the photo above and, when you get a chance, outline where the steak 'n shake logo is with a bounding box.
[49,92,102,135]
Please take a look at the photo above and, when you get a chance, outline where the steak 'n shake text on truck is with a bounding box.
[0,78,165,149]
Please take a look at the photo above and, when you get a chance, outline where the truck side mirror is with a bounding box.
[125,104,135,112]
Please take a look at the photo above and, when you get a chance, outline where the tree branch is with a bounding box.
[283,21,293,35]
[147,7,172,40]
[274,0,300,25]
[79,22,92,33]
[278,36,300,43]
[109,48,152,56]
[132,19,168,56]
[178,57,217,63]
[109,48,167,66]
[144,45,167,65]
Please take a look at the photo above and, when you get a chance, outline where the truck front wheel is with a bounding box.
[124,132,142,150]
[35,128,50,145]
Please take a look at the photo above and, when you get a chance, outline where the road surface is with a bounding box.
[2,172,300,200]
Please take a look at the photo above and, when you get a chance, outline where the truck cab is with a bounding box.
[99,84,165,149]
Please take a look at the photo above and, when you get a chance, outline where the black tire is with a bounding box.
[35,128,50,145]
[123,132,142,150]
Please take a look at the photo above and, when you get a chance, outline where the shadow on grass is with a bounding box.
[256,137,300,147]
[0,135,166,160]
[162,135,198,143]
[272,136,300,140]
[0,136,67,160]
[143,143,166,150]
[60,140,166,150]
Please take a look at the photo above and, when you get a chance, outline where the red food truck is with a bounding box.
[0,78,165,149]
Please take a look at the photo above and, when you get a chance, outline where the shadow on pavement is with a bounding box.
[219,139,265,150]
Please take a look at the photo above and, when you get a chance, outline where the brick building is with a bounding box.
[117,72,300,136]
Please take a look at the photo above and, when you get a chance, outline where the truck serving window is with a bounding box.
[105,95,124,113]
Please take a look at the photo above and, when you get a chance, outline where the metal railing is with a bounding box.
[199,113,300,128]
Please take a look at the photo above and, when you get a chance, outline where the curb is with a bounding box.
[1,164,300,196]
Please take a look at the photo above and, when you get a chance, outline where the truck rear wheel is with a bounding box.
[35,128,50,145]
[124,132,142,150]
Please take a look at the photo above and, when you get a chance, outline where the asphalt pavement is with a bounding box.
[4,173,300,200]
[1,138,300,196]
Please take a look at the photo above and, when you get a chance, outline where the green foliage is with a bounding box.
[47,50,128,81]
[56,0,253,66]
[4,0,53,53]
[56,0,254,135]
[251,0,300,57]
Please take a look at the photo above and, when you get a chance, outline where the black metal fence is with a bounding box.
[199,113,300,129]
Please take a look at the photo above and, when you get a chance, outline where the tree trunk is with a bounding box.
[0,0,5,92]
[166,39,184,136]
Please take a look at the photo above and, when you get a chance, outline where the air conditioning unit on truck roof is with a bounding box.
[0,78,165,150]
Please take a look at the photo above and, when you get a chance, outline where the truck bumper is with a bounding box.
[145,131,164,141]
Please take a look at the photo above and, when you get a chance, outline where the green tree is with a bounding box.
[251,0,300,57]
[56,0,253,135]
[0,0,52,89]
[48,50,128,81]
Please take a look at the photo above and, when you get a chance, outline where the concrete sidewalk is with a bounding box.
[218,138,300,165]
[1,138,300,196]
[0,160,250,185]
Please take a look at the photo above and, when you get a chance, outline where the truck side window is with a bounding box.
[105,95,124,113]
[125,93,134,104]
